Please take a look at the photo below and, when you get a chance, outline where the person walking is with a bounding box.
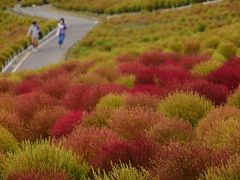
[56,18,67,48]
[27,21,40,52]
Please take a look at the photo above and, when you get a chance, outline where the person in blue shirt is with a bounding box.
[56,18,67,48]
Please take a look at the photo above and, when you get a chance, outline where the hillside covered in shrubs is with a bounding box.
[1,0,240,179]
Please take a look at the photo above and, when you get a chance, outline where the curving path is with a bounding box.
[5,5,96,73]
[4,0,223,73]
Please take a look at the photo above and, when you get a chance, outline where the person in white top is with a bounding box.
[56,18,67,48]
[27,21,40,52]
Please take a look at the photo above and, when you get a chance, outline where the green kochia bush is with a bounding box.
[93,163,149,180]
[2,140,90,179]
[200,156,240,180]
[0,126,18,153]
[96,94,125,111]
[227,87,240,108]
[218,42,237,59]
[157,92,214,126]
[196,106,240,154]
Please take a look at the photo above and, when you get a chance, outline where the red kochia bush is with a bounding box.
[39,67,69,80]
[139,51,170,67]
[150,142,230,180]
[207,57,240,90]
[131,85,164,97]
[166,80,229,105]
[63,84,126,111]
[6,169,70,180]
[13,77,43,95]
[42,76,71,99]
[135,66,193,85]
[95,136,158,171]
[179,54,209,70]
[63,84,95,110]
[50,110,83,138]
[118,61,146,75]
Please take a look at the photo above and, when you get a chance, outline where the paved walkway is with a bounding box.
[3,0,223,73]
[5,6,96,72]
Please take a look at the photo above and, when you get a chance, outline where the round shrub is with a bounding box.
[124,93,158,110]
[62,127,120,166]
[191,60,222,76]
[147,117,193,145]
[0,110,25,141]
[138,51,170,67]
[93,163,149,180]
[27,106,68,141]
[150,142,230,180]
[83,107,115,127]
[200,156,240,180]
[13,77,42,95]
[96,93,125,111]
[14,92,57,121]
[211,52,226,63]
[0,79,14,94]
[114,75,135,88]
[42,76,71,99]
[131,85,164,97]
[206,57,240,90]
[196,106,240,154]
[227,87,240,108]
[95,136,158,171]
[166,80,229,105]
[203,37,221,49]
[157,92,214,126]
[50,110,83,138]
[183,38,200,55]
[0,94,15,112]
[218,42,237,59]
[109,106,162,139]
[2,140,90,180]
[0,126,18,153]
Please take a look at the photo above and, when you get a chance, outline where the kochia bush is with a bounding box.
[150,142,230,180]
[157,92,214,126]
[3,140,90,180]
[196,106,240,154]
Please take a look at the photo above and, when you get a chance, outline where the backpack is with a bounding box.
[36,25,43,39]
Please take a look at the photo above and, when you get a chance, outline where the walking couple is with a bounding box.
[27,18,67,52]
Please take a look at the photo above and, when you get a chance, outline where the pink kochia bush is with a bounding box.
[150,142,230,180]
[50,110,83,138]
[207,57,240,90]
